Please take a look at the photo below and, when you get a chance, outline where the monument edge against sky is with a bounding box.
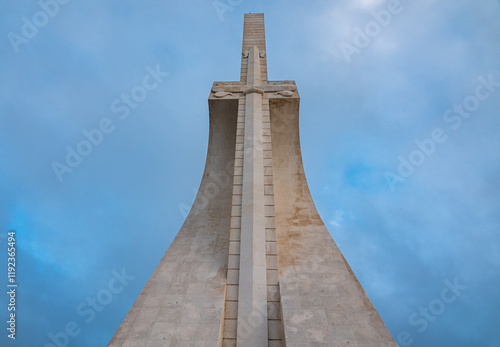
[109,13,397,346]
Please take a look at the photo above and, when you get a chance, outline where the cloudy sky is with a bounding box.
[1,0,499,346]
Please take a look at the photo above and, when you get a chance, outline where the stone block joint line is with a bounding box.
[109,12,396,347]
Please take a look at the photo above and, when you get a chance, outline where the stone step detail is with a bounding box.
[221,96,286,346]
[262,97,285,347]
[222,98,246,347]
[236,44,268,346]
[222,13,284,347]
[110,12,397,347]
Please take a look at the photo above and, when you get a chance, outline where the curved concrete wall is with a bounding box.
[270,98,396,346]
[109,99,238,346]
[110,11,396,346]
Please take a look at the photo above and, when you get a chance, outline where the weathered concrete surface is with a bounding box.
[108,98,238,347]
[270,98,397,346]
[237,46,268,346]
[109,12,396,347]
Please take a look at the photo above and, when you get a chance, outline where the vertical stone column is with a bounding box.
[240,13,267,83]
[111,12,397,347]
[237,45,268,346]
[262,96,285,347]
[222,96,246,346]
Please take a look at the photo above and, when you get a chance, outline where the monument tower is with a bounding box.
[110,13,396,347]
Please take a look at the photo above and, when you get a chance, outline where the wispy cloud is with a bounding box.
[1,1,499,346]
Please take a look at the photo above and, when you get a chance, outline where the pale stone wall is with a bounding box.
[270,98,397,346]
[240,13,267,83]
[109,12,396,347]
[221,94,286,347]
[221,97,245,346]
[262,96,286,347]
[109,100,238,347]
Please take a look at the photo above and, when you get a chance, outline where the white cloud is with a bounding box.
[328,209,346,227]
[354,0,386,10]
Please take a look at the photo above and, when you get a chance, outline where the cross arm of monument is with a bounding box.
[210,81,298,99]
[110,12,397,347]
[210,15,299,101]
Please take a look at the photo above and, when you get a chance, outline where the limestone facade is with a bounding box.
[109,13,396,347]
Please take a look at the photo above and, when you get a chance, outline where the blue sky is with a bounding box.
[1,0,499,346]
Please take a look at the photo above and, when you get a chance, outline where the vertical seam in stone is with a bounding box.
[240,13,267,83]
[236,44,268,346]
[263,96,285,346]
[221,97,245,346]
[237,97,267,346]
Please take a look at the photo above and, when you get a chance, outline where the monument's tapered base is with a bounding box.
[109,13,396,347]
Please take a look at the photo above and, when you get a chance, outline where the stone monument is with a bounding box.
[109,13,396,347]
